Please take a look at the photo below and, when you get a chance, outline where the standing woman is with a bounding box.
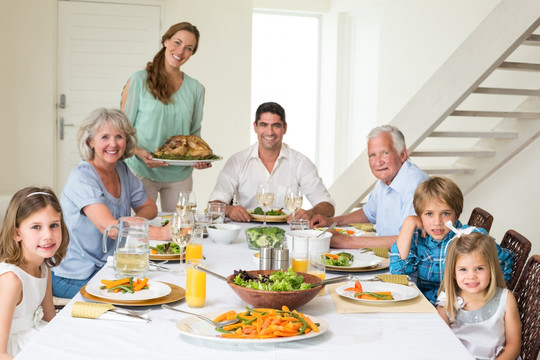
[121,22,209,212]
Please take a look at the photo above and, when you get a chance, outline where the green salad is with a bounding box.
[150,242,182,254]
[233,269,311,291]
[245,226,285,249]
[325,252,354,266]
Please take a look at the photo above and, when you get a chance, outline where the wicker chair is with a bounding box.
[500,230,532,291]
[513,255,540,360]
[467,207,494,232]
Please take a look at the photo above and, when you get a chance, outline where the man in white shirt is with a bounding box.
[311,125,429,249]
[209,102,335,222]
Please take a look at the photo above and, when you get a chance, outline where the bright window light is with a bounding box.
[251,12,320,163]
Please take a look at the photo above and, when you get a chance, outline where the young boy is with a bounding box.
[389,176,513,305]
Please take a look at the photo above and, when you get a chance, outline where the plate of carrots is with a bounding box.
[176,306,328,343]
[336,280,419,304]
[85,277,171,301]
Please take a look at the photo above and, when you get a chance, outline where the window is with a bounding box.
[251,12,320,163]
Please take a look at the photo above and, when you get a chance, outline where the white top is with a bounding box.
[450,288,508,360]
[0,263,48,356]
[209,142,335,210]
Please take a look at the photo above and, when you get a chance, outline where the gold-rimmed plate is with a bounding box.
[248,211,288,223]
[326,258,390,273]
[80,281,185,306]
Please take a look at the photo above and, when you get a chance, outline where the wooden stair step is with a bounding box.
[422,167,475,175]
[430,131,518,139]
[451,110,540,119]
[499,61,540,71]
[474,87,540,96]
[410,150,496,157]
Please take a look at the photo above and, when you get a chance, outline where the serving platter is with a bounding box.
[176,311,328,344]
[80,281,185,306]
[336,281,419,304]
[152,156,223,166]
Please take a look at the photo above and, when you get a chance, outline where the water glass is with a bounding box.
[308,252,326,295]
[289,219,309,231]
[176,191,191,215]
[186,259,206,308]
[207,203,226,224]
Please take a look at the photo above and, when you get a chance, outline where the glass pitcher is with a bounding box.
[102,217,150,279]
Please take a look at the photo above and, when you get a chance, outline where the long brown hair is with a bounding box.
[438,232,506,320]
[146,22,200,104]
[0,187,69,268]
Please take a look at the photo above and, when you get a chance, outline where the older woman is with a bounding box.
[52,108,170,298]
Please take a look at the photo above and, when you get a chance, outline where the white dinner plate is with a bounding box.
[149,240,183,261]
[149,214,172,227]
[152,156,223,166]
[325,250,382,271]
[336,281,419,303]
[176,311,328,344]
[314,226,363,236]
[86,279,171,301]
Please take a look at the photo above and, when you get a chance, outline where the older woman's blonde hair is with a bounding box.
[438,232,506,320]
[77,108,137,161]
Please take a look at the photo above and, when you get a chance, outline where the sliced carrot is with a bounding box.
[101,277,130,289]
[133,277,148,291]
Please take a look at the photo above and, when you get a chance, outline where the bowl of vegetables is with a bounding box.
[207,224,241,244]
[226,269,323,309]
[245,226,286,250]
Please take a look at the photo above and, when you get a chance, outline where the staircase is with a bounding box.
[330,0,540,215]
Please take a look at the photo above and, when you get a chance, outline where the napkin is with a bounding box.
[349,223,375,232]
[71,302,149,323]
[374,274,409,285]
[367,247,389,259]
[327,283,436,314]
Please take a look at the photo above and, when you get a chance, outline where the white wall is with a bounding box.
[1,0,537,256]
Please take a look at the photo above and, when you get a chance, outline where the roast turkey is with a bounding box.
[154,135,213,159]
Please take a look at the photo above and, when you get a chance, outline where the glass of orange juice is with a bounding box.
[186,259,206,308]
[186,229,204,261]
[291,235,309,273]
[308,252,326,295]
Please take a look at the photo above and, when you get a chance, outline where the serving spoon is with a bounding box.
[161,305,238,327]
[309,274,353,288]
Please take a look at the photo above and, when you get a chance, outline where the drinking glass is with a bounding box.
[285,186,303,221]
[188,191,197,214]
[194,211,211,237]
[289,219,309,231]
[308,252,326,295]
[186,259,206,308]
[207,203,226,224]
[290,235,309,273]
[186,228,204,261]
[256,183,274,226]
[171,211,194,274]
[176,191,191,215]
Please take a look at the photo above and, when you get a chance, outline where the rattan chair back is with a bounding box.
[500,230,532,291]
[467,207,494,232]
[513,255,540,360]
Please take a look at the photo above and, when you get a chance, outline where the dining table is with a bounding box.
[16,220,473,360]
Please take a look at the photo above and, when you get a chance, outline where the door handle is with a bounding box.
[59,117,74,140]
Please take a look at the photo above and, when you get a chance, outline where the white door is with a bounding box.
[57,0,161,190]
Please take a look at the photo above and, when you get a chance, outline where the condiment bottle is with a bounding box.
[259,247,274,270]
[272,247,289,271]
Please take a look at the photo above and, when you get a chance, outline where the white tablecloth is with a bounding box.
[16,222,473,360]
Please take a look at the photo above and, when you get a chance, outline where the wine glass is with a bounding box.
[256,183,274,226]
[285,186,303,221]
[171,211,194,274]
[188,191,197,214]
[176,191,191,215]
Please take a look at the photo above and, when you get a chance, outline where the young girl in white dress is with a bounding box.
[436,232,521,360]
[0,187,69,359]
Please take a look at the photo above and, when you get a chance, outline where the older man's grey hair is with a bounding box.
[366,125,407,155]
[77,108,137,161]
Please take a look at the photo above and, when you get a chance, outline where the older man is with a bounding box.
[209,102,335,222]
[311,125,428,249]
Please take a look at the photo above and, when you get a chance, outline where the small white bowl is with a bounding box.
[207,224,241,244]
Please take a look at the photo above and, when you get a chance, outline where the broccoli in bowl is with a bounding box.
[245,226,286,250]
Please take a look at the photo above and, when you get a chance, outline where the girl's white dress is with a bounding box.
[0,262,48,356]
[439,287,509,360]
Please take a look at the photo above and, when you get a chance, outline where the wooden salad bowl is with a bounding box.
[226,270,324,310]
